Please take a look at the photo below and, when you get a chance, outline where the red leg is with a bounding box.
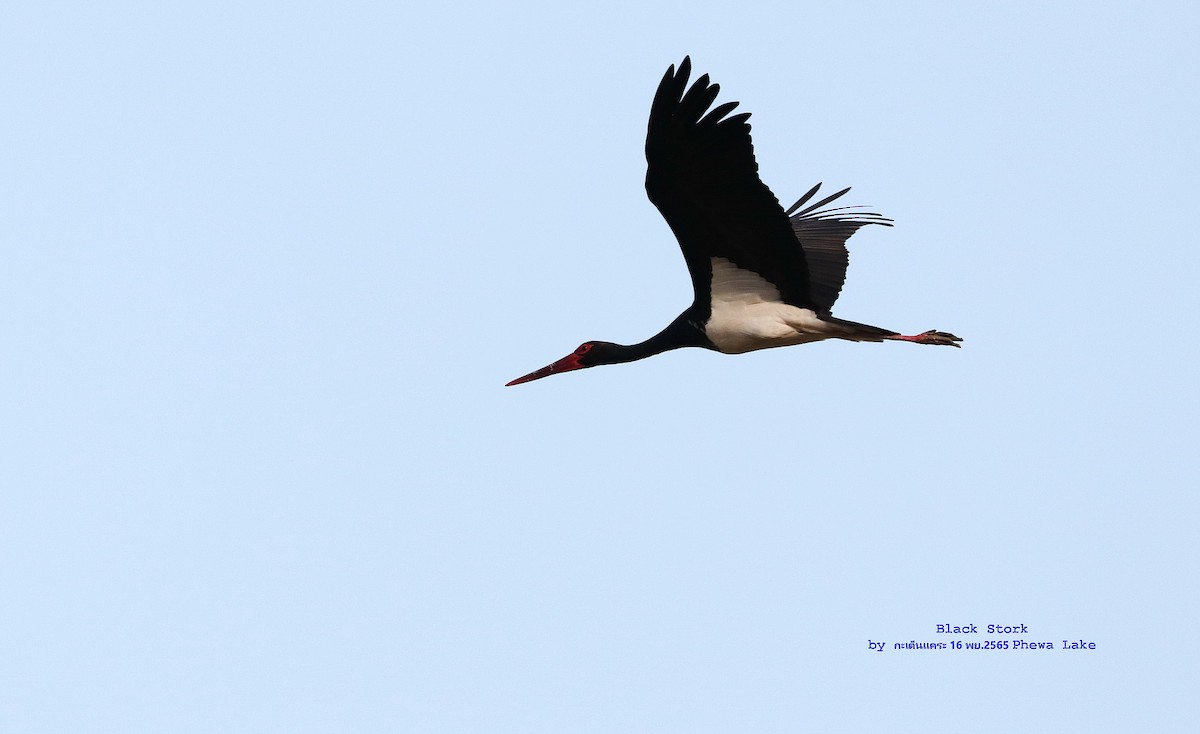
[886,330,962,347]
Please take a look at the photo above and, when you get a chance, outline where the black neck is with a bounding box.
[607,312,708,364]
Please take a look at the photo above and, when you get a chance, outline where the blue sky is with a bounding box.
[3,1,1197,731]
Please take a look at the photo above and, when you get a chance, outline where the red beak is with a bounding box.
[505,352,586,386]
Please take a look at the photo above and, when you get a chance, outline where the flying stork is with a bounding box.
[507,57,960,387]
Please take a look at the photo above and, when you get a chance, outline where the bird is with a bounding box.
[506,57,960,387]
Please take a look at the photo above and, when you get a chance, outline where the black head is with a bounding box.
[505,341,621,386]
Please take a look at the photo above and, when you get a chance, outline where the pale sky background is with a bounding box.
[3,1,1198,732]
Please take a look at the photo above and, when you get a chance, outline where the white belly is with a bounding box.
[704,257,841,354]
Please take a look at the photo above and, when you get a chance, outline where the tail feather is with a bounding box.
[816,314,898,341]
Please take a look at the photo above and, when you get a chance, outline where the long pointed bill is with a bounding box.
[505,352,587,387]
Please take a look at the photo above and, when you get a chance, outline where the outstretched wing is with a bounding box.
[644,57,816,315]
[786,183,893,314]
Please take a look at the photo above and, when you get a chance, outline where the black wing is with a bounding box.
[644,57,816,315]
[785,183,893,314]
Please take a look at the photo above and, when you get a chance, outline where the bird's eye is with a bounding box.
[577,343,591,354]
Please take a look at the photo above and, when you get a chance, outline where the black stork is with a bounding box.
[507,57,961,387]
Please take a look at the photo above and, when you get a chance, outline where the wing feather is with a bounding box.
[644,58,817,314]
[786,185,893,313]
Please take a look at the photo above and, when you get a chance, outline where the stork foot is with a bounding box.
[889,330,962,347]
